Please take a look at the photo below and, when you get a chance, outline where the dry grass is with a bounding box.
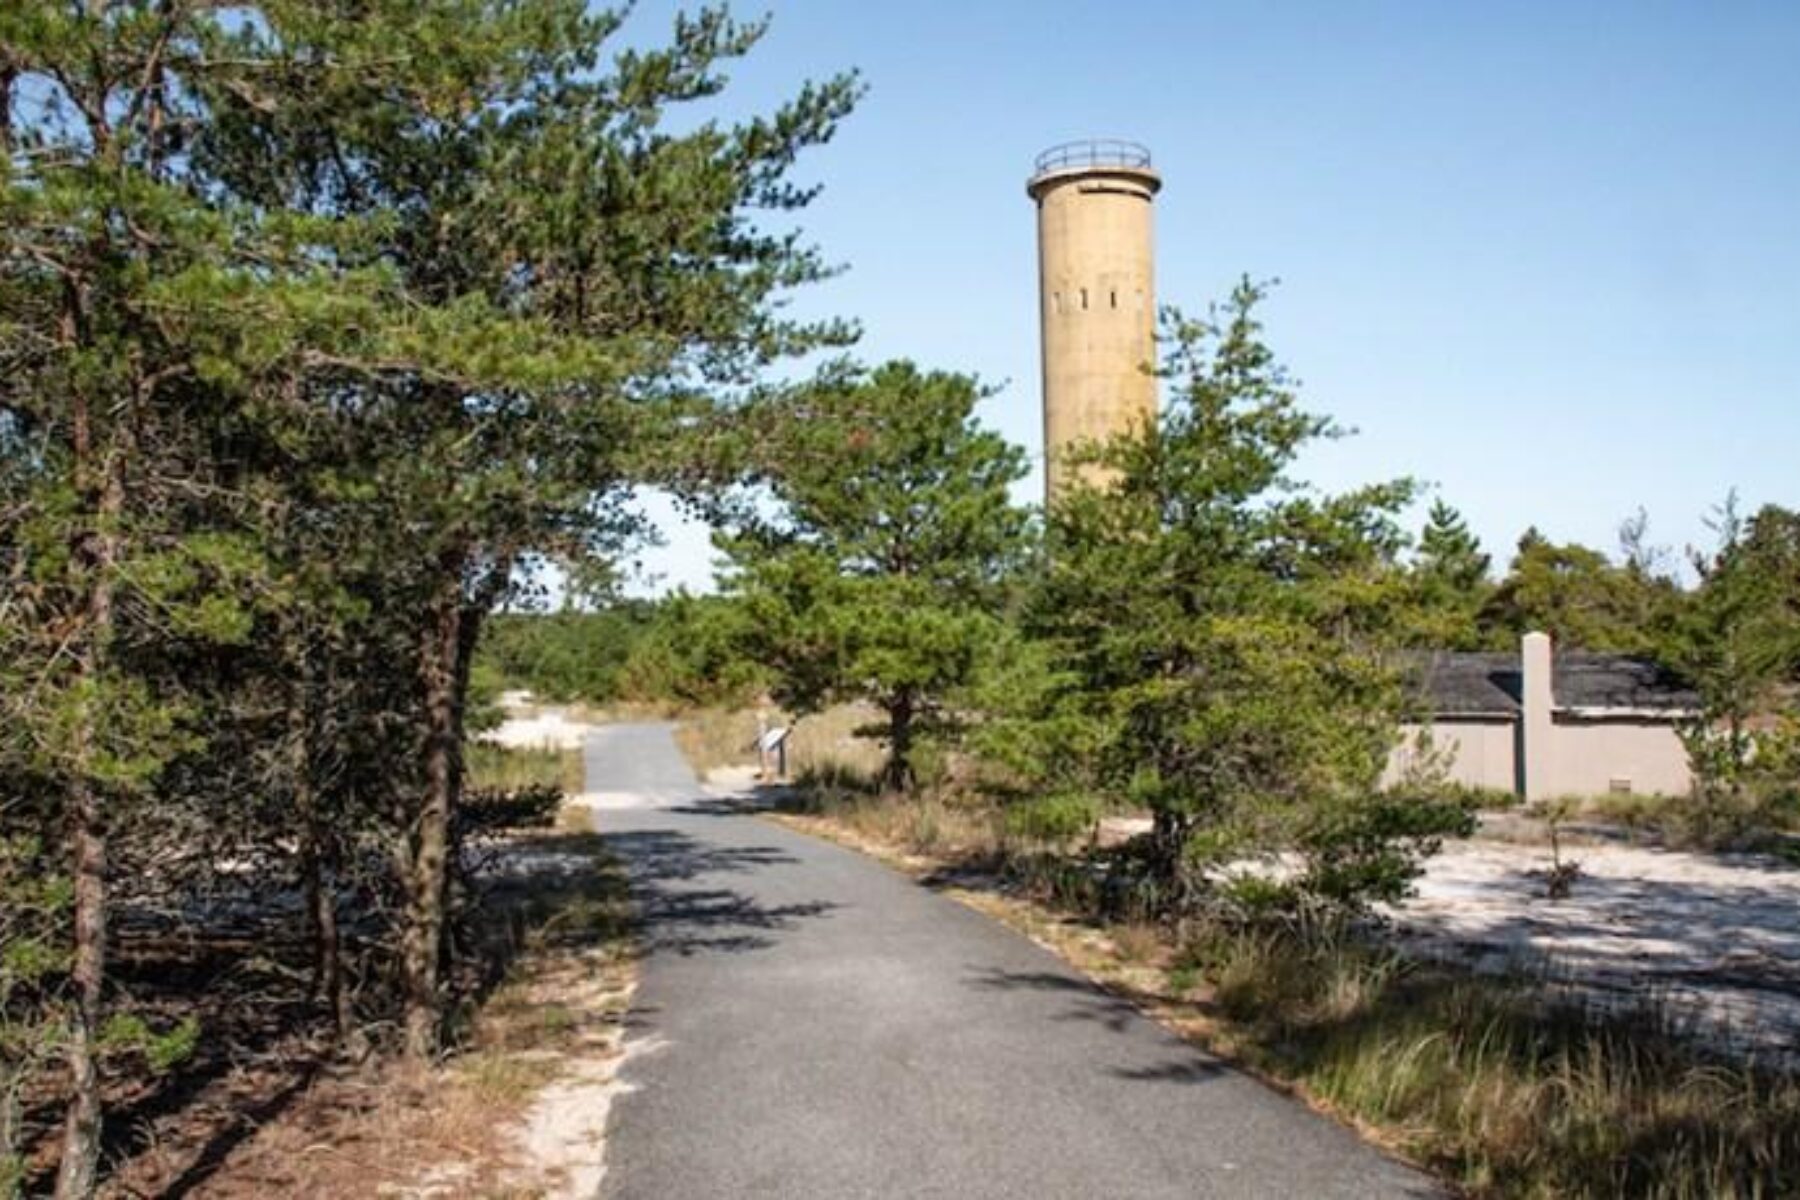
[165,1058,532,1199]
[466,741,585,795]
[1578,795,1800,860]
[1575,790,1689,834]
[788,783,1004,861]
[674,702,889,782]
[1107,922,1166,966]
[776,789,1800,1200]
[670,706,758,779]
[1187,927,1800,1199]
[1494,790,1800,856]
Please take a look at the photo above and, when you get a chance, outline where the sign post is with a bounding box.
[758,725,791,781]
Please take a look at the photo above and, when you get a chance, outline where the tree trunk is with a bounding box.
[2,1055,23,1198]
[401,577,465,1060]
[56,785,106,1200]
[56,447,122,1200]
[883,690,917,794]
[437,595,492,978]
[289,657,349,1043]
[308,855,349,1039]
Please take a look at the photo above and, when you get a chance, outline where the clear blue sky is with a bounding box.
[622,0,1800,594]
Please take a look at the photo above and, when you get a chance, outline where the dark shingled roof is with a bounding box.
[1406,650,1700,717]
[1553,653,1701,711]
[1408,652,1521,716]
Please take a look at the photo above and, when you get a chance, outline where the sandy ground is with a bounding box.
[1389,823,1800,1055]
[504,966,637,1198]
[493,804,639,1199]
[482,704,600,751]
[1097,812,1800,1056]
[702,763,764,792]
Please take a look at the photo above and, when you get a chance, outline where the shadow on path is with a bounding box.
[966,967,1233,1086]
[605,825,839,957]
[966,967,1145,1034]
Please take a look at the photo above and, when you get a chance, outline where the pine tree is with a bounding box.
[183,0,858,1059]
[0,9,376,1186]
[1417,501,1490,592]
[1405,500,1492,648]
[1674,500,1800,827]
[723,362,1030,791]
[1009,280,1469,909]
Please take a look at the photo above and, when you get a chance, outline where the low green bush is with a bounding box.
[1004,793,1100,845]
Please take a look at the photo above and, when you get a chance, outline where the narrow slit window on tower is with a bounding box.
[1109,289,1118,309]
[1080,287,1089,310]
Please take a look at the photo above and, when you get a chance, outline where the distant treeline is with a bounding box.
[482,499,1800,710]
[477,595,764,709]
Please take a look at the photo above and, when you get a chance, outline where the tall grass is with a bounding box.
[786,767,1005,860]
[1178,923,1800,1198]
[464,742,583,795]
[674,703,889,781]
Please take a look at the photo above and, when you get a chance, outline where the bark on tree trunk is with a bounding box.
[402,577,465,1060]
[883,690,917,794]
[56,786,105,1200]
[436,597,491,980]
[290,660,348,1042]
[56,448,122,1200]
[2,1056,24,1196]
[308,857,348,1038]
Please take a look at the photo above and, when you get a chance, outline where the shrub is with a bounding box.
[457,785,564,838]
[1295,790,1477,910]
[1004,793,1100,846]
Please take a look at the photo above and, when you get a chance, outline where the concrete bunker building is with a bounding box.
[1390,631,1699,801]
[1028,139,1161,503]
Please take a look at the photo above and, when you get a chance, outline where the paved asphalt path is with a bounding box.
[588,722,1437,1200]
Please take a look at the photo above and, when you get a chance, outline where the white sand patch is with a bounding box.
[512,1033,666,1200]
[704,765,763,794]
[1389,831,1800,1054]
[482,706,598,751]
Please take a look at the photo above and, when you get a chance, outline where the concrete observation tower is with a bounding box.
[1027,139,1161,503]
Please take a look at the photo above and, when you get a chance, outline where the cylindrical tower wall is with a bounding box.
[1029,145,1161,502]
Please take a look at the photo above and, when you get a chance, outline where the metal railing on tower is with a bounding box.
[1031,139,1154,176]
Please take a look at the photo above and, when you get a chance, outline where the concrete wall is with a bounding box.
[1544,715,1693,798]
[1029,163,1160,501]
[1387,719,1518,792]
[1385,714,1693,799]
